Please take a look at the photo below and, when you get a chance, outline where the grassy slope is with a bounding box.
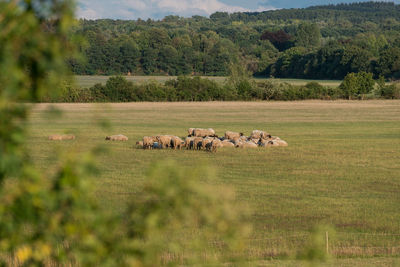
[27,101,400,263]
[74,75,343,88]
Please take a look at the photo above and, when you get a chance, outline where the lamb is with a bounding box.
[224,131,243,140]
[48,134,75,141]
[105,134,128,141]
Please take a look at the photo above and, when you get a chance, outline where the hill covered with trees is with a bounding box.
[69,1,400,80]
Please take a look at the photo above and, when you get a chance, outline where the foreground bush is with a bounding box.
[0,1,250,265]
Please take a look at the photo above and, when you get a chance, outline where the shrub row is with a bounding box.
[41,76,400,102]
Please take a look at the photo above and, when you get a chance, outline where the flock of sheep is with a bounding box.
[138,128,288,152]
[48,129,288,152]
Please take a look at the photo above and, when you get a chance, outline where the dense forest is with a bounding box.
[69,2,400,80]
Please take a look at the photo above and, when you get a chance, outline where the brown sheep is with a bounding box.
[48,134,75,141]
[105,134,128,141]
[224,131,243,140]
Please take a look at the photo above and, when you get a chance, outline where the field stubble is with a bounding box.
[27,100,400,264]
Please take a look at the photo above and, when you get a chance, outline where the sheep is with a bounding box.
[105,134,128,141]
[249,138,260,145]
[188,128,196,136]
[250,130,271,140]
[224,131,243,140]
[171,136,184,150]
[193,128,216,138]
[221,140,235,147]
[210,139,223,152]
[143,136,157,149]
[201,137,215,150]
[275,139,288,147]
[184,137,195,150]
[193,137,204,150]
[48,134,75,141]
[156,135,174,149]
[236,141,258,149]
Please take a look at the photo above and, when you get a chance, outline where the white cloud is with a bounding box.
[77,0,266,20]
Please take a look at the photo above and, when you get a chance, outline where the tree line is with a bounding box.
[43,75,400,103]
[68,2,400,80]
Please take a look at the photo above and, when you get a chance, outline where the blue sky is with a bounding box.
[77,0,399,20]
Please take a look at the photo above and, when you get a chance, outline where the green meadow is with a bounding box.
[27,101,400,265]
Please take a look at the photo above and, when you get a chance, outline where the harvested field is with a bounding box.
[27,100,400,263]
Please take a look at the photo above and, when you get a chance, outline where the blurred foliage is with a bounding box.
[297,225,336,267]
[0,1,250,265]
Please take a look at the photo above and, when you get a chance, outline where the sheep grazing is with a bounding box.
[221,140,235,147]
[188,128,196,136]
[201,137,215,150]
[106,134,128,141]
[141,129,287,152]
[184,136,195,150]
[143,136,157,149]
[193,137,204,150]
[156,135,174,149]
[236,141,258,149]
[48,134,75,141]
[210,139,223,152]
[171,136,184,150]
[224,131,243,140]
[193,128,216,138]
[250,130,271,140]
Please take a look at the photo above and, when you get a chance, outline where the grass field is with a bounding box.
[74,75,343,88]
[27,100,400,265]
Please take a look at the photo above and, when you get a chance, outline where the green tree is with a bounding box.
[340,72,375,99]
[294,23,321,48]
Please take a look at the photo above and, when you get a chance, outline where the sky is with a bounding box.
[77,0,400,20]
